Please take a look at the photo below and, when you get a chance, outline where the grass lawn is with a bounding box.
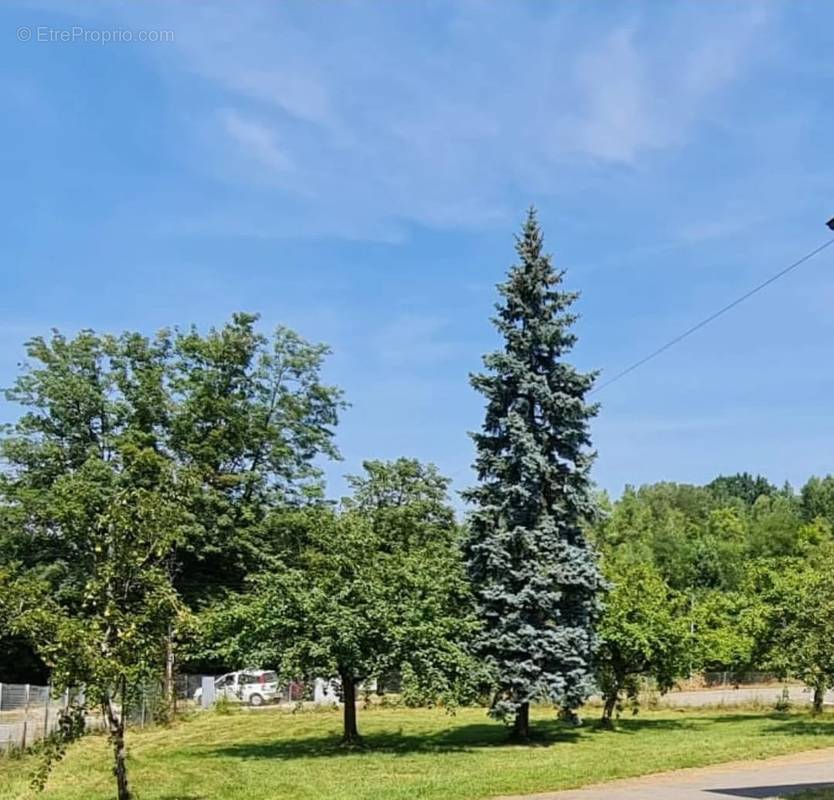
[4,705,834,800]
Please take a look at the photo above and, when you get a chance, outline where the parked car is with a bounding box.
[193,669,280,707]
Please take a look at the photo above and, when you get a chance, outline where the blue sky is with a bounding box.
[2,1,834,501]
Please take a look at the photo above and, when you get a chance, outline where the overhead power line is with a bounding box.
[591,234,834,395]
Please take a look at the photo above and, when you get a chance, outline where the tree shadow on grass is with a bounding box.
[689,713,781,725]
[589,716,703,735]
[683,711,834,742]
[757,716,834,738]
[158,796,209,799]
[157,796,210,800]
[184,721,580,761]
[183,717,696,762]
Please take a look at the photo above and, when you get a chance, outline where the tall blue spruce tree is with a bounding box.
[463,208,602,740]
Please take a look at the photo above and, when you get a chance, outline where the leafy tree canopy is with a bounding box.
[193,460,477,745]
[596,562,690,727]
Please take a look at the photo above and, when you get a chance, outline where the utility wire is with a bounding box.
[591,237,834,395]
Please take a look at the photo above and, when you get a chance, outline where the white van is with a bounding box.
[193,669,280,707]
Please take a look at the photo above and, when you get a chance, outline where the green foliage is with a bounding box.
[463,209,602,736]
[747,493,803,559]
[196,459,477,743]
[800,475,834,525]
[595,480,808,597]
[0,315,346,796]
[29,704,86,792]
[746,551,834,712]
[596,563,690,726]
[165,313,346,613]
[0,327,192,799]
[707,473,776,506]
[592,476,834,678]
[691,589,756,672]
[0,331,193,702]
[0,314,346,652]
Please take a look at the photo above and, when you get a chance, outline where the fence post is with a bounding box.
[44,683,52,739]
[21,683,31,750]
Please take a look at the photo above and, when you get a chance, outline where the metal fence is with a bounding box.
[0,674,308,753]
[1,672,373,752]
[702,671,779,687]
[0,683,103,754]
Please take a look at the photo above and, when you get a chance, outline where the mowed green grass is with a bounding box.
[4,706,834,800]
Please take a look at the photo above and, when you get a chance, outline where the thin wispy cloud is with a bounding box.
[65,1,772,238]
[220,109,293,173]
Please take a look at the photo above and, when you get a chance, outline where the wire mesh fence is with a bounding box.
[0,680,174,755]
[0,683,103,754]
[701,671,780,687]
[1,672,371,752]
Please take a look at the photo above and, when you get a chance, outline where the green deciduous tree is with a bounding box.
[167,313,345,610]
[596,563,690,728]
[463,209,602,740]
[0,330,192,800]
[197,460,476,746]
[13,482,189,799]
[747,553,834,713]
[238,509,394,745]
[800,476,834,528]
[747,493,803,560]
[594,480,807,598]
[707,473,776,506]
[0,315,345,794]
[344,460,481,708]
[691,589,757,674]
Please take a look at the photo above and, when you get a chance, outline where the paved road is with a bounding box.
[656,686,833,708]
[497,747,834,800]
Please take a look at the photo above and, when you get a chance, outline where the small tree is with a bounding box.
[201,461,476,746]
[749,553,834,713]
[0,330,191,799]
[343,460,481,708]
[596,563,690,727]
[464,208,602,739]
[8,477,189,799]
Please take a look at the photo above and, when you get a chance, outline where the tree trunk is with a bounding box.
[164,624,175,714]
[340,669,361,746]
[104,687,131,800]
[601,669,624,730]
[559,706,581,727]
[511,702,530,741]
[813,682,825,715]
[601,690,618,729]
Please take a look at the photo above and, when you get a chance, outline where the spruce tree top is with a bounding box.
[465,207,598,522]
